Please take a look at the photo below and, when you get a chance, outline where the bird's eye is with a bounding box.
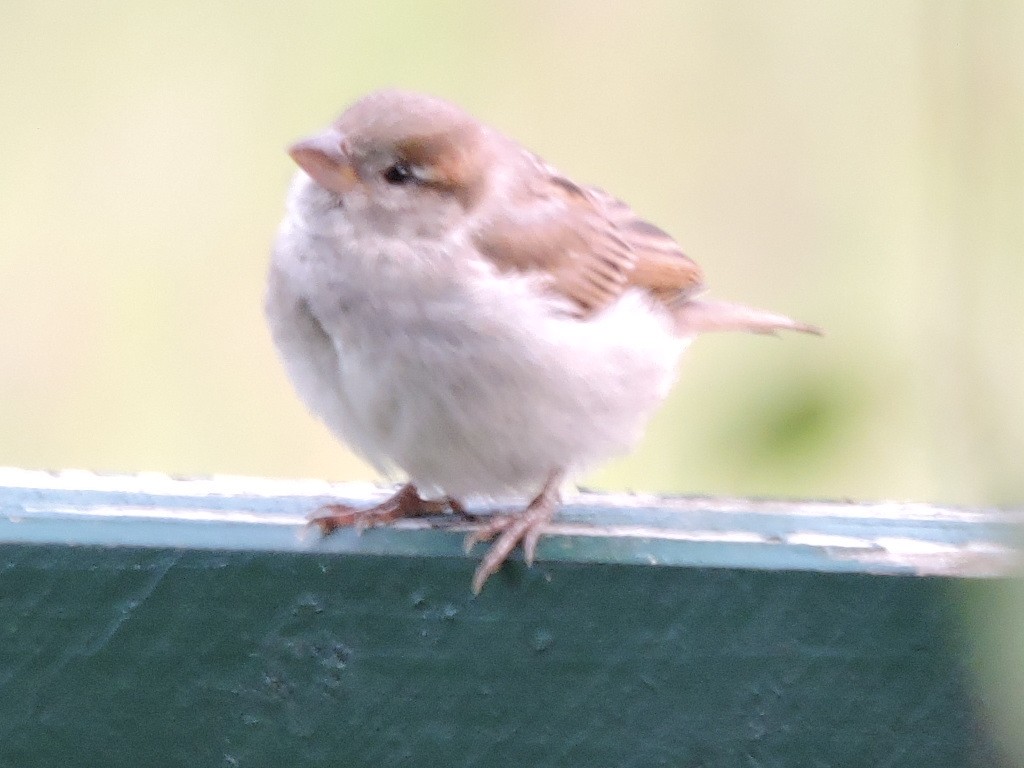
[383,161,416,185]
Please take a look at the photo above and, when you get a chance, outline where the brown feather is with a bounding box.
[472,156,703,316]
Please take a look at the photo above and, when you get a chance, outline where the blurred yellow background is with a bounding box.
[0,2,1022,759]
[1,1,1021,508]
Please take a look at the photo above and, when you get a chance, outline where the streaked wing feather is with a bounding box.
[472,171,632,314]
[592,189,704,302]
[472,156,703,316]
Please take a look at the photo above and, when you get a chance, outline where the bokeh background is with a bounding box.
[1,2,1021,508]
[1,0,1022,759]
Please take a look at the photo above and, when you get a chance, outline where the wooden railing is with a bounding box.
[1,467,1020,767]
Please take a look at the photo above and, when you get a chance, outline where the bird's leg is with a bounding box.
[465,471,563,595]
[445,496,472,520]
[311,483,459,534]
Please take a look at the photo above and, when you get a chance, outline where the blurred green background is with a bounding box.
[1,1,1021,508]
[0,1,1022,759]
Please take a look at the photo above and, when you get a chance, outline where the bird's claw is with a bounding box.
[308,503,392,535]
[468,490,558,595]
[309,484,453,536]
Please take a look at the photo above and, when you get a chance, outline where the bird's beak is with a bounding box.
[288,129,359,196]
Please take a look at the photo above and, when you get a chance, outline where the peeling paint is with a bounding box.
[786,533,879,550]
[1,468,1020,578]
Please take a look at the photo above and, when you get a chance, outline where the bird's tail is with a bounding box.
[672,298,822,337]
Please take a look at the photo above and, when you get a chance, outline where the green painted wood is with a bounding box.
[0,469,1019,577]
[0,469,1020,767]
[0,546,1008,768]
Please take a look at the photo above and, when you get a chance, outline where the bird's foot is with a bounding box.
[464,475,561,595]
[310,483,461,534]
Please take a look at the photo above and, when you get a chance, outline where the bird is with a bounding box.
[265,89,820,594]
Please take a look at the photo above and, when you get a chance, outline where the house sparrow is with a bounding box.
[266,89,820,594]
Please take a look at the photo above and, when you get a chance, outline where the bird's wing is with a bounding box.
[471,158,703,317]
